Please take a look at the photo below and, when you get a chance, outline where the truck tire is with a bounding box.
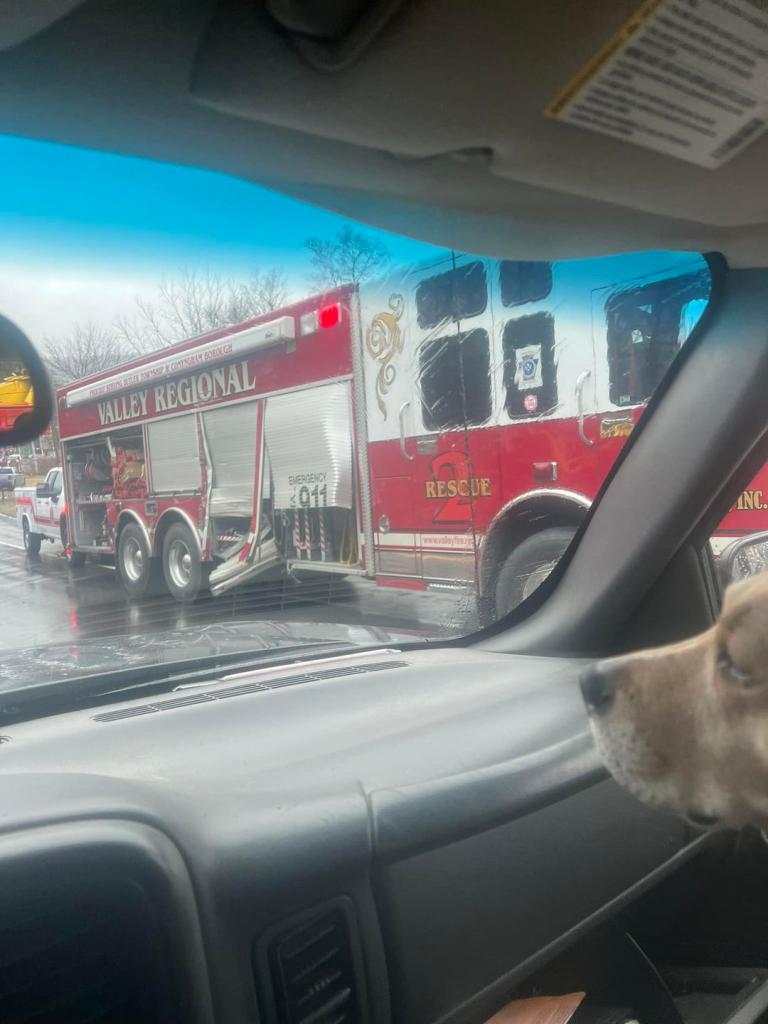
[22,519,41,556]
[162,522,207,603]
[118,522,163,598]
[494,527,576,619]
[67,549,87,568]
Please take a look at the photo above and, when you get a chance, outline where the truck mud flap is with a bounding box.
[209,536,281,596]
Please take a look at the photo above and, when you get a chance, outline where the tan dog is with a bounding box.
[581,572,768,830]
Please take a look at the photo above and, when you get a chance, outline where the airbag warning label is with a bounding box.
[546,0,768,167]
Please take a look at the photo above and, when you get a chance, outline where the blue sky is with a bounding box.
[0,133,707,349]
[0,134,444,339]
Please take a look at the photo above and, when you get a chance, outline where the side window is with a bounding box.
[415,262,486,329]
[605,271,710,407]
[499,261,553,307]
[49,470,62,495]
[419,329,491,430]
[502,313,558,418]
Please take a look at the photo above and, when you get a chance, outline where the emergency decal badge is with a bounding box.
[514,345,543,390]
[365,293,404,419]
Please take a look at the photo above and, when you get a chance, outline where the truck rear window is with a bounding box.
[419,328,491,430]
[502,312,558,418]
[499,261,553,307]
[605,270,710,406]
[415,262,487,329]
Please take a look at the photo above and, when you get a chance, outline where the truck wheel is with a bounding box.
[494,527,576,618]
[22,519,41,556]
[162,523,207,603]
[118,523,163,598]
[60,517,86,568]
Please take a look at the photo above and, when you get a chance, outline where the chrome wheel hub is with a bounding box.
[168,539,193,589]
[123,537,145,582]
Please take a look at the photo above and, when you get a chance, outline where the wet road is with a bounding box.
[0,513,478,651]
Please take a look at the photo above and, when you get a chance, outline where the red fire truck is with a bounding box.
[0,369,35,434]
[0,406,31,433]
[54,250,754,613]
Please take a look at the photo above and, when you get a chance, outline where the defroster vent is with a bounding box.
[266,904,364,1024]
[94,660,408,723]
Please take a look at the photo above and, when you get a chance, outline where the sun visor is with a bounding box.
[0,0,85,53]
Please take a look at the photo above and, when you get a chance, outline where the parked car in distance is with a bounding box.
[0,464,25,490]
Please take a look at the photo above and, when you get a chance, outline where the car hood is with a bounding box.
[0,620,425,691]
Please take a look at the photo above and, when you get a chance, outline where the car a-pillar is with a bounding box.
[477,492,589,624]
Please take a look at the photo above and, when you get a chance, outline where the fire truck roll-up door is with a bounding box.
[208,383,358,597]
[264,381,358,571]
[202,402,258,517]
[207,399,281,596]
[146,414,201,493]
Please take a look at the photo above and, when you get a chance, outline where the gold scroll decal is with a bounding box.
[365,293,404,419]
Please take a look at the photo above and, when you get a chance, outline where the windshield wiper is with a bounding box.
[0,641,399,726]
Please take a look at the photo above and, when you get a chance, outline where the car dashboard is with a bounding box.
[0,647,731,1024]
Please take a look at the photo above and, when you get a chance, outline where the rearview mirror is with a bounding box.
[0,314,53,445]
[718,532,768,586]
[35,484,49,498]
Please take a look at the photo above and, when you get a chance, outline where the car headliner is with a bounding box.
[1,0,766,265]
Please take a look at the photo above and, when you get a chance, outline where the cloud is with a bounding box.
[0,267,155,341]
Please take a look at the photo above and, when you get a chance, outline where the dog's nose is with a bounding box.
[580,661,618,716]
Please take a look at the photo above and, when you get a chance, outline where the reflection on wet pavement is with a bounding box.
[0,515,477,650]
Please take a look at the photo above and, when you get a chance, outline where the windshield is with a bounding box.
[0,134,719,688]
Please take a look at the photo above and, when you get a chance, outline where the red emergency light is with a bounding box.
[299,303,341,336]
[319,303,340,329]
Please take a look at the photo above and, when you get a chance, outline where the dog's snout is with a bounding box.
[580,661,619,716]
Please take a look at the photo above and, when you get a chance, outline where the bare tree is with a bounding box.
[304,226,390,289]
[43,323,128,385]
[242,267,290,315]
[115,268,290,355]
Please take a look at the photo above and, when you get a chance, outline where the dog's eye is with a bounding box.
[718,650,753,687]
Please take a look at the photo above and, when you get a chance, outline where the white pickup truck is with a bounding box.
[15,466,83,564]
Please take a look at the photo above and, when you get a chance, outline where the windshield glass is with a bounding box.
[0,134,719,687]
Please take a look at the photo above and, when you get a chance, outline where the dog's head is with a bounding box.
[582,572,768,829]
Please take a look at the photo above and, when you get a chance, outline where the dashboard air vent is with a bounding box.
[268,907,362,1024]
[93,660,408,723]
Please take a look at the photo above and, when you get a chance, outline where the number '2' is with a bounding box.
[430,451,473,524]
